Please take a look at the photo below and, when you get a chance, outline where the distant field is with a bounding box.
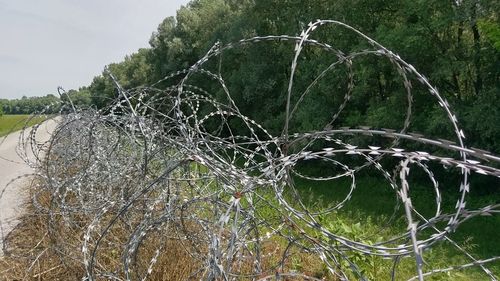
[0,115,47,137]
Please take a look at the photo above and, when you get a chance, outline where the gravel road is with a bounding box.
[0,118,58,254]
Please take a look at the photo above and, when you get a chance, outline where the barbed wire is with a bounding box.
[1,20,500,280]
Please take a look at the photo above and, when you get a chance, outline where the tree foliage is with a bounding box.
[0,94,60,114]
[74,0,498,151]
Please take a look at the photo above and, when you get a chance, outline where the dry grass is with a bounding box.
[0,186,201,281]
[0,182,331,281]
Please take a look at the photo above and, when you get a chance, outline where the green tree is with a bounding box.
[80,0,499,152]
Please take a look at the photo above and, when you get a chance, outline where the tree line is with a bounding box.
[38,0,500,153]
[0,95,60,115]
[0,89,93,116]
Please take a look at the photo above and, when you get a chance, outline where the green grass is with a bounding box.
[0,114,47,137]
[289,172,500,280]
[214,157,500,279]
[202,151,500,279]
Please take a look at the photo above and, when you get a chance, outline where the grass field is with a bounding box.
[290,173,500,280]
[0,114,47,137]
[1,152,498,279]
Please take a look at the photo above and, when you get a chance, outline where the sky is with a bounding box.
[0,0,190,99]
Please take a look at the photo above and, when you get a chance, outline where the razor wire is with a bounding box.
[1,20,500,280]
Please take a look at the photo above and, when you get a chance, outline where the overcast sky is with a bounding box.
[0,0,189,99]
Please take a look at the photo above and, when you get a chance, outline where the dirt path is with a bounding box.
[0,118,58,254]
